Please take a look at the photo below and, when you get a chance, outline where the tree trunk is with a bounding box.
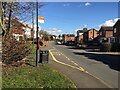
[6,1,14,35]
[1,2,7,36]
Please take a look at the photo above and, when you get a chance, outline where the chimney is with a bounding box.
[83,28,87,31]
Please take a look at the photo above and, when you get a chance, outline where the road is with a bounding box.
[48,41,119,88]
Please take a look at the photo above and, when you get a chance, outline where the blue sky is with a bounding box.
[33,2,118,36]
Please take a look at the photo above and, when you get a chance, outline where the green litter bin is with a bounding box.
[39,50,49,63]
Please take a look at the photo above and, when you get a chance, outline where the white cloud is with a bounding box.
[99,18,119,27]
[85,2,91,6]
[84,24,87,27]
[63,3,70,7]
[94,18,120,30]
[47,28,62,35]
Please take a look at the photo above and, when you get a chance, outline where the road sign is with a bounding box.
[38,16,44,23]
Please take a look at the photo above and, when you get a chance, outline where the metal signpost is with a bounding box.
[36,0,45,66]
[36,1,38,66]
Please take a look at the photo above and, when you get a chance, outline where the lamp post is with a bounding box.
[36,0,38,66]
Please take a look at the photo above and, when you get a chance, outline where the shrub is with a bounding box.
[2,34,31,64]
[100,42,112,52]
[111,43,120,52]
[117,44,120,52]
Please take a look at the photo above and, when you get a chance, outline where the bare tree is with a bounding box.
[1,1,44,37]
[1,2,7,36]
[7,1,14,35]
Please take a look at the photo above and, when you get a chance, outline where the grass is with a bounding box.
[28,43,45,54]
[2,57,76,88]
[2,42,76,88]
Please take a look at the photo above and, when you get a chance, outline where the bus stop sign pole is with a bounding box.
[36,0,38,67]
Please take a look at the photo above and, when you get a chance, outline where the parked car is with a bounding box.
[57,41,62,45]
[56,40,62,45]
[66,41,75,46]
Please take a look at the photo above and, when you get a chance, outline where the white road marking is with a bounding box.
[71,61,74,63]
[74,63,78,66]
[68,58,70,60]
[66,57,68,59]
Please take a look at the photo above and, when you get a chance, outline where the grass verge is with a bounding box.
[29,43,45,54]
[2,60,76,88]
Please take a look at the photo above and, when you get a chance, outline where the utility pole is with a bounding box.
[32,3,34,42]
[36,0,38,66]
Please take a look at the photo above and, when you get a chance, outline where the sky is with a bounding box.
[26,2,119,37]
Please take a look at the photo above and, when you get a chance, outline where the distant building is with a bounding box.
[79,34,84,44]
[113,19,120,44]
[76,28,98,44]
[87,28,98,41]
[62,34,75,43]
[76,28,88,44]
[99,26,113,43]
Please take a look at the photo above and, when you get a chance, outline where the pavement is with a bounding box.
[40,42,109,88]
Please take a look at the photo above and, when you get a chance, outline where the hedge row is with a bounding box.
[100,42,120,52]
[2,34,31,64]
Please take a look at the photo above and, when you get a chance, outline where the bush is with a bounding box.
[2,34,31,64]
[100,42,112,52]
[111,43,120,52]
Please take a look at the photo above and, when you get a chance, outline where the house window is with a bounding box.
[114,28,117,33]
[110,37,116,43]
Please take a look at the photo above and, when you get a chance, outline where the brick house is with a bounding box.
[76,28,88,44]
[79,34,84,44]
[82,29,99,43]
[62,34,75,43]
[10,18,26,41]
[99,26,113,43]
[87,28,98,41]
[62,34,68,43]
[113,19,120,44]
[68,34,75,41]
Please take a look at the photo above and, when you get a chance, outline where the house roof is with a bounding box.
[99,26,113,32]
[62,34,75,37]
[11,18,26,27]
[77,30,88,33]
[113,19,120,28]
[67,34,75,37]
[87,28,98,32]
